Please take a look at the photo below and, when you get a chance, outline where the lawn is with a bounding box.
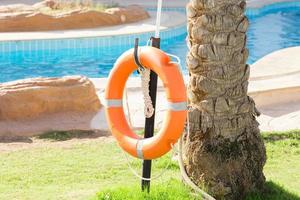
[0,130,299,200]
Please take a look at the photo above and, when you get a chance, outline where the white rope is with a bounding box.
[178,116,216,200]
[167,53,181,66]
[125,90,133,127]
[122,144,173,181]
[137,0,163,118]
[123,87,173,181]
[138,67,155,118]
[146,38,152,46]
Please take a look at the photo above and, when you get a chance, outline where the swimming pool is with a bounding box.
[0,1,300,83]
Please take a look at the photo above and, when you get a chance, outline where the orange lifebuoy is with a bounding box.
[105,46,187,160]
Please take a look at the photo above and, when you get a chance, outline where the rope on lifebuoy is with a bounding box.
[123,88,173,181]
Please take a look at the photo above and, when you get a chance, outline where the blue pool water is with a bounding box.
[1,2,300,83]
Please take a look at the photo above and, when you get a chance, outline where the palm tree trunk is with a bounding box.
[183,0,266,199]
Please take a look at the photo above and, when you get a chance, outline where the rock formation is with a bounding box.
[0,76,102,138]
[0,0,150,32]
[0,76,101,121]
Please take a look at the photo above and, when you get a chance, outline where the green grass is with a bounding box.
[95,179,197,200]
[95,130,300,200]
[262,130,300,196]
[0,130,299,200]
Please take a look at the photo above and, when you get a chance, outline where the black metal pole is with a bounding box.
[141,37,160,192]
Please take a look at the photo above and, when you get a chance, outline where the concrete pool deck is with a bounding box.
[0,10,186,42]
[249,47,300,131]
[89,46,300,132]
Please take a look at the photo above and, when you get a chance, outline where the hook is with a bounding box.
[134,38,145,72]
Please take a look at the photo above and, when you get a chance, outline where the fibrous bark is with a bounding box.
[183,0,266,199]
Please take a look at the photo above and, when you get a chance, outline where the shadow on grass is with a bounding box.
[0,130,110,143]
[36,130,109,141]
[246,181,300,200]
[0,136,33,143]
[262,130,300,142]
